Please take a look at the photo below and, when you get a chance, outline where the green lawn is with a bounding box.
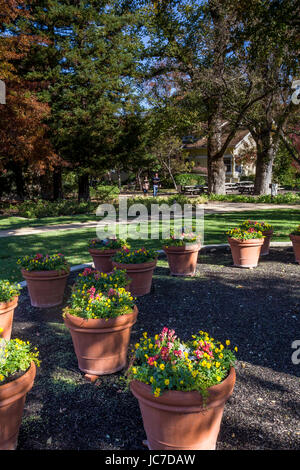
[0,209,298,282]
[0,214,98,231]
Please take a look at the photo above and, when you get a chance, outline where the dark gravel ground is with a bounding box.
[11,247,300,451]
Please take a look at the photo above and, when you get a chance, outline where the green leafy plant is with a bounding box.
[88,237,130,250]
[0,280,21,303]
[17,253,70,272]
[126,328,237,397]
[240,220,274,232]
[0,332,40,385]
[74,267,130,292]
[163,231,200,247]
[63,286,135,320]
[226,227,264,240]
[112,247,158,264]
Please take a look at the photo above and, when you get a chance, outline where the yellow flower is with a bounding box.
[135,343,140,349]
[226,340,230,346]
[150,376,154,383]
[132,367,137,374]
[216,376,222,382]
[164,379,170,385]
[234,346,238,352]
[159,363,165,370]
[154,388,161,397]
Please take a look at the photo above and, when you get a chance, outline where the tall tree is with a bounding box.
[29,0,145,201]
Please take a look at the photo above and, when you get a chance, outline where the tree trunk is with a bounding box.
[12,163,26,200]
[78,173,90,202]
[254,134,279,195]
[40,172,53,200]
[207,117,226,194]
[53,167,63,200]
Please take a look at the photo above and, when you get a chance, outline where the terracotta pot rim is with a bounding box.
[112,259,157,270]
[88,248,119,255]
[64,304,138,330]
[262,229,274,236]
[163,243,201,253]
[0,296,19,310]
[290,233,300,240]
[0,362,36,403]
[21,268,70,279]
[130,367,235,411]
[227,237,264,245]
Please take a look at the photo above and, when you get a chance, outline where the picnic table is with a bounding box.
[238,181,255,195]
[180,185,208,195]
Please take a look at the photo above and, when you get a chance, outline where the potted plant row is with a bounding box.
[126,327,237,450]
[240,220,274,256]
[0,280,21,340]
[112,247,158,296]
[227,227,265,268]
[88,237,130,273]
[63,269,137,376]
[17,253,70,308]
[162,231,201,276]
[0,331,40,450]
[290,225,300,264]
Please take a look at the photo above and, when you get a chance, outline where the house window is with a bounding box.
[224,157,232,173]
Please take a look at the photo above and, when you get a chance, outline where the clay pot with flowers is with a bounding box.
[17,253,70,308]
[63,277,137,376]
[162,232,201,276]
[126,327,237,450]
[0,280,21,340]
[227,227,265,268]
[240,220,274,256]
[112,247,158,296]
[88,237,130,273]
[0,330,40,450]
[289,225,300,263]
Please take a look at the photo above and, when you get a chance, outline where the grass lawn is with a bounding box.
[0,214,99,231]
[0,209,298,281]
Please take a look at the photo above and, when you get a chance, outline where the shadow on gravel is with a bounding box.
[11,247,300,450]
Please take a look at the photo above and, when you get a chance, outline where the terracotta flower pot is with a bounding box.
[21,268,69,308]
[260,230,274,256]
[163,244,201,276]
[0,362,36,450]
[64,306,138,375]
[228,237,264,268]
[290,234,300,263]
[0,296,18,341]
[130,367,235,450]
[88,248,119,273]
[112,260,157,296]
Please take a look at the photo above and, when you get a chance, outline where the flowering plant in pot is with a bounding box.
[289,225,300,263]
[88,237,130,273]
[17,253,70,308]
[74,267,131,292]
[0,330,40,450]
[240,220,274,256]
[63,285,138,375]
[226,227,264,268]
[112,247,158,296]
[0,280,21,340]
[126,327,237,450]
[162,231,201,276]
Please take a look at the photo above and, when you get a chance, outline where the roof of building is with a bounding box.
[183,129,250,150]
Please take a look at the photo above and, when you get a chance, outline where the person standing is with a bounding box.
[152,173,160,197]
[142,176,149,196]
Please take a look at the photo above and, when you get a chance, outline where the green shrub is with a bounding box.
[175,173,206,186]
[91,185,120,202]
[17,199,97,218]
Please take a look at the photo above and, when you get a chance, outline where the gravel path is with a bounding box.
[11,247,300,450]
